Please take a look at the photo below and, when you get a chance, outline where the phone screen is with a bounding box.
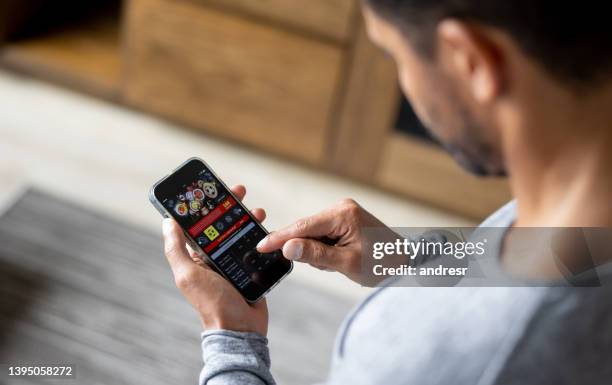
[152,158,292,301]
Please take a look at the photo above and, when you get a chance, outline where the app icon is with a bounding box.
[204,225,219,241]
[189,200,202,212]
[203,182,218,198]
[175,202,189,216]
[193,188,205,201]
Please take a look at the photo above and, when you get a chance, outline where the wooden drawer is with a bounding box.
[193,0,357,42]
[377,133,511,219]
[124,0,344,164]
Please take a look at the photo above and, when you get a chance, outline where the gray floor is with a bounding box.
[0,189,355,385]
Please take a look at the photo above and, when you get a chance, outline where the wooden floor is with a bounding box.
[0,189,355,385]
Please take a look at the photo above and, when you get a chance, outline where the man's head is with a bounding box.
[362,0,612,176]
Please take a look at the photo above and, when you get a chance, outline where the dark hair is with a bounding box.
[364,0,612,86]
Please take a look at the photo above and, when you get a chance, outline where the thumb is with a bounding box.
[282,238,341,270]
[162,218,195,273]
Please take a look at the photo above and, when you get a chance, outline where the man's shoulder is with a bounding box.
[331,286,547,385]
[478,200,517,228]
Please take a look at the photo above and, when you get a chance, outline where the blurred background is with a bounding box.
[0,1,509,384]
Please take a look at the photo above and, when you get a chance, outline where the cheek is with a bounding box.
[397,64,436,128]
[394,47,466,142]
[397,63,464,143]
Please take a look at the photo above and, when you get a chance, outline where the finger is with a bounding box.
[281,238,342,270]
[230,186,266,222]
[186,242,201,258]
[251,208,266,222]
[186,242,204,261]
[185,243,215,270]
[230,185,247,201]
[162,218,196,274]
[257,210,337,252]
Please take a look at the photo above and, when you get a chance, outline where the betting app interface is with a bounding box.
[161,166,284,290]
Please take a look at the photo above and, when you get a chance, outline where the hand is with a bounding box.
[162,185,268,335]
[256,198,393,285]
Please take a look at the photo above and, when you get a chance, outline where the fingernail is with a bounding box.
[256,236,269,250]
[283,241,303,261]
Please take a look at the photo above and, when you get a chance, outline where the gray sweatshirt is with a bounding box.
[198,202,612,385]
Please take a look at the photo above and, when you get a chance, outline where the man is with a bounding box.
[161,0,612,383]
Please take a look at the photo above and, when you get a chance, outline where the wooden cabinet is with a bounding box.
[0,0,510,219]
[194,0,356,42]
[124,0,344,164]
[0,0,122,98]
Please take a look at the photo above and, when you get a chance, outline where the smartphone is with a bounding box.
[149,157,292,302]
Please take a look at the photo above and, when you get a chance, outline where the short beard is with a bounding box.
[437,98,506,177]
[412,72,507,177]
[442,141,503,176]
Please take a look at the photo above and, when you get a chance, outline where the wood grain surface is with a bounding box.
[0,189,354,385]
[124,0,345,165]
[329,19,400,180]
[0,13,121,99]
[377,133,511,219]
[191,0,357,43]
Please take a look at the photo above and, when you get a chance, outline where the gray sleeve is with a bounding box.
[199,330,276,385]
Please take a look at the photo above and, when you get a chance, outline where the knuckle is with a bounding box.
[339,197,357,207]
[340,198,361,218]
[293,217,311,234]
[310,243,327,266]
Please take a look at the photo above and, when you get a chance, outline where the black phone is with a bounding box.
[149,157,292,302]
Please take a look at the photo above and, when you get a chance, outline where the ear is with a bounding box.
[437,20,504,103]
